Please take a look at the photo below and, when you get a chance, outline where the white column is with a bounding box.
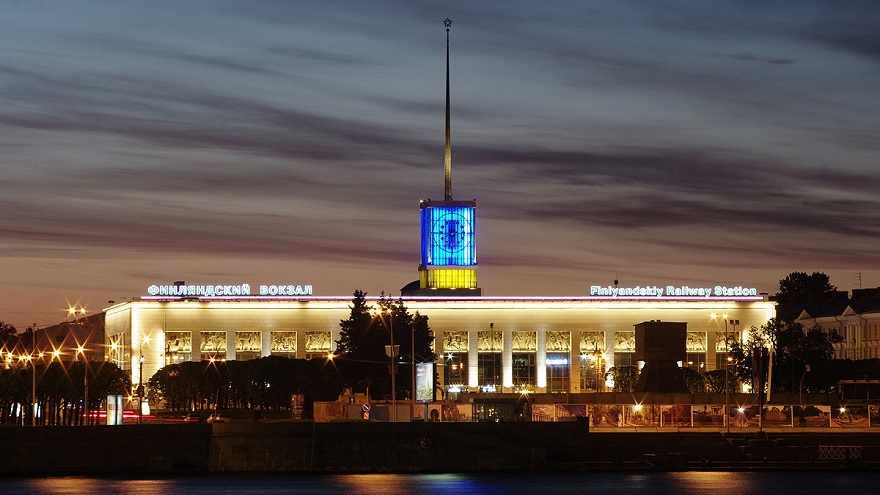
[536,330,546,390]
[570,331,581,393]
[503,330,513,389]
[261,330,271,358]
[191,331,201,361]
[707,331,717,371]
[604,331,615,369]
[226,330,236,361]
[468,329,478,389]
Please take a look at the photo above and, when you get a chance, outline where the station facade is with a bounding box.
[104,291,774,396]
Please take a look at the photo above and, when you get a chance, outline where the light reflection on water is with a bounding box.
[6,472,880,495]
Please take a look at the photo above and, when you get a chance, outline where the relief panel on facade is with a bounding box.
[686,332,706,352]
[512,331,537,352]
[580,332,605,353]
[236,331,262,352]
[271,331,297,353]
[546,331,570,352]
[165,331,191,353]
[305,331,332,352]
[716,331,733,352]
[477,330,502,352]
[200,332,226,352]
[614,331,635,352]
[443,331,468,353]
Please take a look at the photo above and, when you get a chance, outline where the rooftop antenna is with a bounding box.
[444,18,453,201]
[855,272,863,289]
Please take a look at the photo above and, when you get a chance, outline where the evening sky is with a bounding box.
[2,1,879,328]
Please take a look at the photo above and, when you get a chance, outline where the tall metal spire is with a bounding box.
[444,18,453,201]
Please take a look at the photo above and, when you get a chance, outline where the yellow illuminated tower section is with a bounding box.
[415,19,481,296]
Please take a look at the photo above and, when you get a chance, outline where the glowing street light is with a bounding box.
[76,344,89,426]
[137,335,150,424]
[712,313,738,433]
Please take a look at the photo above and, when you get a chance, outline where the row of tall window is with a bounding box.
[443,349,729,393]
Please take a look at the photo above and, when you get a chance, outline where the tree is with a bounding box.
[703,369,736,394]
[335,291,434,400]
[730,318,841,394]
[0,321,19,357]
[681,367,706,393]
[775,271,839,321]
[0,321,16,343]
[605,365,639,392]
[777,271,836,300]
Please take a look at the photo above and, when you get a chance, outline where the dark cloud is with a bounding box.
[1,0,880,328]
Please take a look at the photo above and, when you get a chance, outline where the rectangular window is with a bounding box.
[546,352,570,393]
[686,352,706,371]
[715,352,730,371]
[477,352,501,388]
[443,352,469,387]
[579,356,605,392]
[614,352,635,366]
[512,352,536,388]
[236,352,260,361]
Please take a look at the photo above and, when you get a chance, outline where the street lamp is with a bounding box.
[77,345,88,426]
[138,335,150,424]
[799,364,811,405]
[711,313,739,433]
[712,313,738,434]
[410,316,416,412]
[373,307,399,420]
[28,322,38,426]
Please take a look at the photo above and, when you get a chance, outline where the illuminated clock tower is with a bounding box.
[413,19,481,296]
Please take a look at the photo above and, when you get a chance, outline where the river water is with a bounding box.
[3,472,880,495]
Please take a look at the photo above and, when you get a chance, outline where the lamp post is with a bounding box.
[29,323,37,426]
[77,345,88,426]
[67,306,88,425]
[31,353,36,426]
[374,307,398,420]
[411,316,416,412]
[724,317,730,434]
[799,364,811,406]
[138,335,150,424]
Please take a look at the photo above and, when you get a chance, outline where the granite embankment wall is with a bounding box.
[3,422,880,476]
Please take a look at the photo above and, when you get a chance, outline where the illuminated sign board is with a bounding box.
[415,362,435,403]
[589,285,758,299]
[147,284,313,297]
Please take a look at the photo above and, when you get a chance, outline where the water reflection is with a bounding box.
[6,472,880,495]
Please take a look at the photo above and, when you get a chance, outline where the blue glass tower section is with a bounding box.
[417,200,479,294]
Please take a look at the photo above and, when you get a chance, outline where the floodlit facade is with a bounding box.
[104,293,774,395]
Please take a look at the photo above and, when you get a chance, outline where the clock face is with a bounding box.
[432,212,470,253]
[420,204,476,267]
